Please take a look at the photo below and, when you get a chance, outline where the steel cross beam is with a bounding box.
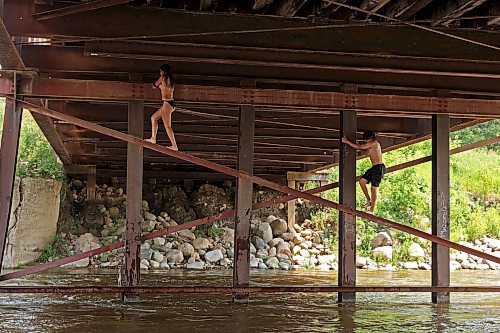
[0,135,498,281]
[0,286,499,294]
[10,99,500,262]
[1,77,500,117]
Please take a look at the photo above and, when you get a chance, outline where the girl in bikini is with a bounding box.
[146,64,178,151]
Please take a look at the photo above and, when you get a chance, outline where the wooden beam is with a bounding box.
[432,0,489,26]
[275,0,310,16]
[287,171,329,181]
[86,166,97,201]
[360,0,391,13]
[431,114,450,304]
[384,0,433,20]
[33,0,135,21]
[487,0,500,26]
[252,0,274,10]
[287,180,296,229]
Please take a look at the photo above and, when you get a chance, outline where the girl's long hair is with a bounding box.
[160,64,174,87]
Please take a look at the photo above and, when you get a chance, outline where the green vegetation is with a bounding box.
[310,120,500,260]
[0,98,64,180]
[39,234,72,263]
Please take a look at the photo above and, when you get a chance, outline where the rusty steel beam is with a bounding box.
[1,77,499,117]
[0,135,498,281]
[338,107,357,303]
[0,94,23,270]
[0,99,499,280]
[310,119,485,172]
[233,104,255,303]
[33,0,135,21]
[0,286,499,294]
[10,98,500,266]
[123,99,143,302]
[432,114,450,304]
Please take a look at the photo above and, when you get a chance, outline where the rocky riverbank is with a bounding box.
[44,181,500,271]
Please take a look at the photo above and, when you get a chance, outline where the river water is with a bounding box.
[0,269,498,333]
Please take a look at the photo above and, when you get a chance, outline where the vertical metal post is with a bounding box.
[432,114,450,303]
[232,104,255,303]
[86,166,96,201]
[338,109,357,303]
[122,100,144,302]
[0,76,23,270]
[287,180,296,229]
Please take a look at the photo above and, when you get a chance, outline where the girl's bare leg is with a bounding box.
[160,104,178,151]
[145,108,162,143]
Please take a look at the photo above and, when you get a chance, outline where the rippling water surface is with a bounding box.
[0,269,499,332]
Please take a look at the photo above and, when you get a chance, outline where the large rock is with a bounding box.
[255,222,273,244]
[251,236,266,250]
[178,230,196,241]
[179,243,195,257]
[408,242,426,258]
[192,238,210,250]
[221,227,235,243]
[205,249,224,263]
[165,249,184,264]
[276,241,292,258]
[68,233,102,268]
[266,257,280,269]
[371,246,393,260]
[3,178,62,268]
[186,261,205,270]
[371,232,392,249]
[270,219,288,236]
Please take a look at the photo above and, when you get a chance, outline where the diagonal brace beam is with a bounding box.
[1,135,498,281]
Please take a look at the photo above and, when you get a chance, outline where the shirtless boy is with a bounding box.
[342,131,385,214]
[145,64,178,151]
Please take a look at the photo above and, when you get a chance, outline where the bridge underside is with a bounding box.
[0,0,499,304]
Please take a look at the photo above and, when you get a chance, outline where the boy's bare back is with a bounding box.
[366,140,383,165]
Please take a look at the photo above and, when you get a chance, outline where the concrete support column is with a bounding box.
[232,104,255,303]
[432,114,450,303]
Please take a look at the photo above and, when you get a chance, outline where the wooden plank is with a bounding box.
[33,0,135,21]
[432,0,489,26]
[275,0,310,16]
[287,171,329,181]
[384,0,433,20]
[287,180,296,230]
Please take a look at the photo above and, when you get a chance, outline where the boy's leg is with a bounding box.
[359,178,371,208]
[145,108,162,143]
[369,185,379,213]
[160,105,178,151]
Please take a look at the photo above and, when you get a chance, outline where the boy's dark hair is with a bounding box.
[160,64,174,86]
[362,130,377,141]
